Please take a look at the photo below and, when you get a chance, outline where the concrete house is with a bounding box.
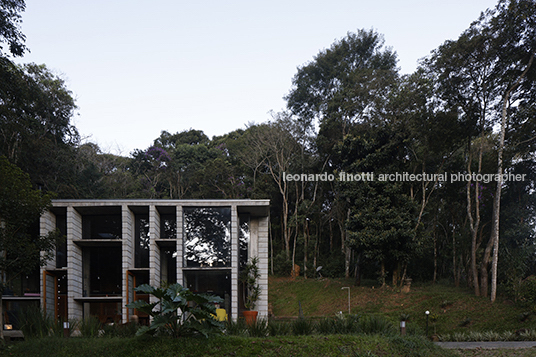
[34,199,269,324]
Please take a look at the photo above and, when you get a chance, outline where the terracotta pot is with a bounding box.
[242,310,258,325]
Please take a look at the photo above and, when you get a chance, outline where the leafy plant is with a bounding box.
[126,283,224,338]
[240,256,261,310]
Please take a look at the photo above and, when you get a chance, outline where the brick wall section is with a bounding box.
[149,205,160,305]
[121,205,134,322]
[67,207,83,320]
[231,204,238,320]
[176,206,183,285]
[257,216,269,318]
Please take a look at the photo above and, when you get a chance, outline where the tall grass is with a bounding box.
[79,316,102,337]
[16,306,62,338]
[224,314,399,337]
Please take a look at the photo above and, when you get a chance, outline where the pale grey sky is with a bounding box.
[18,0,498,155]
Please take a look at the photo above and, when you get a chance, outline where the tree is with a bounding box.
[243,115,303,261]
[0,0,27,57]
[0,60,80,197]
[341,125,419,286]
[286,29,399,277]
[0,156,59,339]
[487,0,536,303]
[427,0,536,300]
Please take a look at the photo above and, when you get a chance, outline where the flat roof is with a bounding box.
[50,199,270,216]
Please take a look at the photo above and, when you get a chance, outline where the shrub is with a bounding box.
[359,315,396,336]
[519,276,536,308]
[246,318,269,337]
[79,316,102,337]
[272,251,292,276]
[291,317,314,335]
[224,318,246,336]
[267,319,292,336]
[126,283,224,337]
[17,306,61,338]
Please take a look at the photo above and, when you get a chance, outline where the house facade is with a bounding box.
[37,199,270,324]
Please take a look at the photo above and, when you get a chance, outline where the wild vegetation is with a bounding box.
[1,0,536,311]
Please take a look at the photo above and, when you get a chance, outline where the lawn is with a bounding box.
[4,277,536,356]
[269,277,536,336]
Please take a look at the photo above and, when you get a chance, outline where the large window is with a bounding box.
[183,207,231,267]
[184,270,231,312]
[85,246,122,296]
[135,214,149,268]
[82,214,121,239]
[56,213,67,268]
[160,214,177,239]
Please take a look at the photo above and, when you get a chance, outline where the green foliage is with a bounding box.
[0,0,27,57]
[0,335,457,357]
[240,257,261,310]
[16,305,62,338]
[126,283,224,338]
[244,318,269,337]
[0,58,81,197]
[290,317,314,335]
[0,156,59,286]
[359,315,396,336]
[79,316,101,338]
[518,276,536,309]
[272,251,292,276]
[267,319,292,336]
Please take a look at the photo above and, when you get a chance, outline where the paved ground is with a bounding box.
[436,341,536,349]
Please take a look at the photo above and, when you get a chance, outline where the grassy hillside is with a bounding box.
[269,276,536,336]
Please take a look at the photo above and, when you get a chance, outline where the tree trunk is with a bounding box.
[480,224,494,298]
[490,53,534,303]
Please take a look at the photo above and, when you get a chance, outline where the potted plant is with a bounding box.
[240,257,261,325]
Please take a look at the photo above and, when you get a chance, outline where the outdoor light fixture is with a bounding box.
[425,310,430,337]
[63,321,70,338]
[4,324,12,330]
[341,287,350,314]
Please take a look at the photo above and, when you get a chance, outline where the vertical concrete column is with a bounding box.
[257,216,269,318]
[66,207,83,320]
[231,205,238,320]
[176,205,183,285]
[121,205,134,323]
[149,205,160,305]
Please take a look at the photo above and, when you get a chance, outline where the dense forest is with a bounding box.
[1,0,536,302]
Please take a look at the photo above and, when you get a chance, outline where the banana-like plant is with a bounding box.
[126,283,224,337]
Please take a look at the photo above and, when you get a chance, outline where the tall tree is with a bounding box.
[0,0,26,57]
[0,156,59,339]
[0,60,79,196]
[487,0,536,302]
[286,29,399,277]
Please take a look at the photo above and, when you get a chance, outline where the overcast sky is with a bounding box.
[17,0,498,156]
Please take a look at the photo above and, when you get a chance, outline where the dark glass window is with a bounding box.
[87,246,122,296]
[239,214,250,269]
[82,215,121,239]
[56,214,67,268]
[160,214,177,239]
[183,207,231,267]
[160,248,177,284]
[135,215,149,268]
[184,270,231,312]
